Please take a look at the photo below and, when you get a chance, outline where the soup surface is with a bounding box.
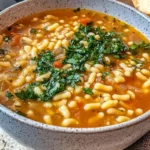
[0,9,150,128]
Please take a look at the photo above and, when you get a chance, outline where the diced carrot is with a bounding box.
[10,34,21,47]
[79,18,92,25]
[53,59,63,68]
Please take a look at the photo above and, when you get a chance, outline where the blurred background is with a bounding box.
[0,0,23,11]
[0,0,134,11]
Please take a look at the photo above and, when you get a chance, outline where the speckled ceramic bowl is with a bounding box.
[0,0,150,150]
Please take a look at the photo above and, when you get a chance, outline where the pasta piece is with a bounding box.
[112,94,130,101]
[84,103,101,111]
[94,83,113,92]
[53,91,71,101]
[59,105,71,118]
[61,118,78,127]
[101,100,118,110]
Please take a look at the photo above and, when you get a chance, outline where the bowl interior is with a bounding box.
[0,0,150,133]
[0,0,150,38]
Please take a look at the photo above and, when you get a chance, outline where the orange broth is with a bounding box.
[0,9,150,127]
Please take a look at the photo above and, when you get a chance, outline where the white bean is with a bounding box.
[31,47,38,58]
[143,79,150,88]
[88,72,97,84]
[88,112,104,124]
[127,90,135,99]
[101,100,118,110]
[62,118,78,127]
[74,86,83,94]
[34,86,43,95]
[54,40,61,49]
[36,72,51,82]
[135,108,143,116]
[43,115,52,124]
[107,108,125,115]
[59,105,70,118]
[68,101,77,108]
[136,72,148,81]
[112,94,130,101]
[94,83,113,92]
[84,103,101,111]
[114,76,125,83]
[53,91,71,101]
[142,53,150,62]
[47,23,59,31]
[37,39,49,50]
[116,116,131,123]
[141,69,150,77]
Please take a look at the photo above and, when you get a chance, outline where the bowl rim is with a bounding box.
[0,0,150,134]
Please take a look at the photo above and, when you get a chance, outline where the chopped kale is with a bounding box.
[63,24,128,72]
[73,8,80,13]
[15,110,26,117]
[30,28,37,34]
[14,23,150,102]
[130,41,150,55]
[15,83,39,100]
[5,92,14,99]
[15,51,81,101]
[35,51,55,75]
[83,88,93,95]
[132,58,143,64]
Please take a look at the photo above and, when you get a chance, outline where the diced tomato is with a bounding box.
[79,18,92,25]
[53,59,63,68]
[10,34,21,47]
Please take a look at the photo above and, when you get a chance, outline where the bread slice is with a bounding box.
[132,0,150,15]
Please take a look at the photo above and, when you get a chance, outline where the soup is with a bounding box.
[0,9,150,128]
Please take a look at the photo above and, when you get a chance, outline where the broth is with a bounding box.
[0,9,150,127]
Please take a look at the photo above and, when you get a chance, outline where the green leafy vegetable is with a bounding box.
[15,83,39,100]
[132,58,143,64]
[35,51,55,75]
[5,92,14,99]
[30,28,37,34]
[14,23,150,102]
[130,41,150,55]
[83,88,93,95]
[63,24,128,72]
[102,72,109,80]
[15,51,81,101]
[73,8,80,13]
[15,110,26,117]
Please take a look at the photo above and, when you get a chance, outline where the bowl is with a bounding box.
[0,0,150,150]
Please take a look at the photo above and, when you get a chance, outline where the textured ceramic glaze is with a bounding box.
[0,0,150,150]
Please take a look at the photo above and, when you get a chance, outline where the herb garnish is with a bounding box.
[30,28,37,34]
[15,51,81,101]
[130,41,150,55]
[14,24,150,102]
[102,72,109,80]
[132,58,143,64]
[83,88,93,95]
[5,92,14,99]
[15,110,26,117]
[73,8,80,13]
